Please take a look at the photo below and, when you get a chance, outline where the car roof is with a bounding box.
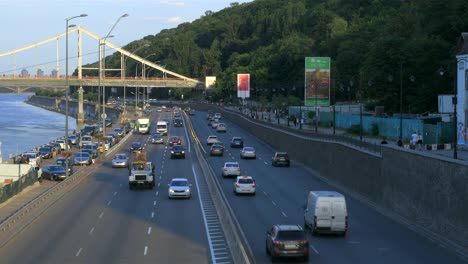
[224,161,239,165]
[274,224,303,231]
[208,135,218,138]
[171,178,188,182]
[276,152,288,155]
[236,176,252,180]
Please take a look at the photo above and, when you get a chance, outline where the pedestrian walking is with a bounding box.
[37,167,43,183]
[411,131,418,149]
[293,118,297,128]
[417,132,423,150]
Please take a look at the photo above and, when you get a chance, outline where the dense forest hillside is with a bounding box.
[97,0,468,113]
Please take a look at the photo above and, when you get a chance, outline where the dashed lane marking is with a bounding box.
[76,248,83,257]
[311,245,319,255]
[99,212,104,218]
[282,212,288,218]
[144,246,148,256]
[89,227,95,235]
[148,227,152,235]
[151,212,155,218]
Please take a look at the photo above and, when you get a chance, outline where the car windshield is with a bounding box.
[277,230,306,240]
[76,152,90,158]
[132,142,141,147]
[238,178,254,184]
[114,155,126,159]
[277,153,288,157]
[39,147,50,152]
[24,153,37,158]
[84,145,97,150]
[171,180,188,186]
[48,165,64,171]
[153,134,161,138]
[244,147,254,151]
[226,163,238,168]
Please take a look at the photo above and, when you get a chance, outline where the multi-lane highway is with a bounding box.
[188,109,465,264]
[0,109,231,264]
[0,105,465,263]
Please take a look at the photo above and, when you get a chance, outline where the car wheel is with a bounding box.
[304,219,309,230]
[234,190,238,195]
[266,244,270,255]
[303,254,309,262]
[129,183,133,190]
[252,192,256,196]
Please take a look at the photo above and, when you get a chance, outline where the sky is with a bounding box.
[0,0,253,76]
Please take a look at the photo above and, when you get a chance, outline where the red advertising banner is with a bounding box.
[237,74,250,98]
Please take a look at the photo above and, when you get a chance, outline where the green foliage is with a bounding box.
[81,0,466,112]
[36,89,64,97]
[346,124,361,135]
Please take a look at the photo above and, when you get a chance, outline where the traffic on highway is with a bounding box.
[0,105,464,264]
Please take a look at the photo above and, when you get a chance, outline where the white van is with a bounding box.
[156,121,168,136]
[304,191,348,236]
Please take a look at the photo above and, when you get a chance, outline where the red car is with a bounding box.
[165,108,172,112]
[169,136,182,146]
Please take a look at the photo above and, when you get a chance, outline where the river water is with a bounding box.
[0,93,77,161]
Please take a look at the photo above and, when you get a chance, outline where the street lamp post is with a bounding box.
[65,13,87,178]
[101,13,129,137]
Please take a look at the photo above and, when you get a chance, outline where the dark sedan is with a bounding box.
[42,165,67,181]
[56,157,73,174]
[210,144,224,156]
[82,144,99,159]
[173,118,183,127]
[131,142,144,152]
[170,145,186,159]
[230,137,244,148]
[38,146,53,159]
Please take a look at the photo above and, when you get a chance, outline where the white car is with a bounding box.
[233,176,256,195]
[168,178,192,199]
[111,153,129,168]
[240,146,257,159]
[222,162,241,178]
[206,135,219,145]
[216,123,227,133]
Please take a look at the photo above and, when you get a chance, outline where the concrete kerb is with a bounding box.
[0,132,131,248]
[184,109,254,263]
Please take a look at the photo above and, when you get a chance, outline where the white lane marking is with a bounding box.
[281,212,288,218]
[348,241,361,244]
[151,212,155,218]
[156,191,159,196]
[107,201,112,206]
[119,183,122,187]
[76,248,83,257]
[144,246,148,256]
[154,200,157,206]
[311,245,319,255]
[263,191,268,196]
[89,227,95,235]
[159,176,162,180]
[99,212,104,218]
[264,161,268,165]
[148,227,152,235]
[158,183,160,187]
[192,165,216,263]
[272,201,277,206]
[113,191,117,196]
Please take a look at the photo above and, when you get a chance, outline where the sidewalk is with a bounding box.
[226,106,468,161]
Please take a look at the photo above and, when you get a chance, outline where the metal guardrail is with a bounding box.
[184,111,254,264]
[221,106,383,156]
[0,170,37,204]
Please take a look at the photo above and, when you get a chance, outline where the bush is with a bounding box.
[371,122,379,136]
[346,124,361,135]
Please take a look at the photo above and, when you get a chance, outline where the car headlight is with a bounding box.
[170,151,174,154]
[181,151,185,154]
[185,189,190,193]
[169,189,175,193]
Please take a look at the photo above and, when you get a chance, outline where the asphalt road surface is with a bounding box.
[0,108,231,264]
[189,110,466,264]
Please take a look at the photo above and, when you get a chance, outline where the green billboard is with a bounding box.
[305,57,330,107]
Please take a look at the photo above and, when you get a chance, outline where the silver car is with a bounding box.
[222,162,241,178]
[216,123,227,133]
[206,135,219,145]
[168,178,192,199]
[112,153,129,168]
[240,146,257,159]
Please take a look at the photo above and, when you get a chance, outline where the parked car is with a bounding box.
[80,135,94,147]
[55,139,69,151]
[69,134,80,145]
[56,157,73,174]
[210,144,224,156]
[82,144,99,158]
[168,178,192,199]
[74,152,92,166]
[240,146,257,159]
[23,151,42,168]
[265,224,309,261]
[230,137,244,148]
[233,176,256,195]
[170,145,186,159]
[111,153,129,168]
[38,146,53,159]
[131,142,144,152]
[151,133,164,144]
[41,164,67,181]
[272,152,290,167]
[222,161,241,178]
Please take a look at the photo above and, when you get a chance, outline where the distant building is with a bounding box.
[37,69,44,76]
[51,69,58,77]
